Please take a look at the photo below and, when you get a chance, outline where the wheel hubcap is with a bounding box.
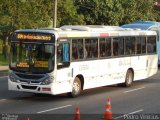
[73,81,80,94]
[127,71,132,84]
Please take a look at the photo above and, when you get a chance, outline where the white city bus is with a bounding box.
[8,25,158,97]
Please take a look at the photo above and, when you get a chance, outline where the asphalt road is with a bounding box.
[0,70,160,120]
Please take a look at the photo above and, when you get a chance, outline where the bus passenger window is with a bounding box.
[85,38,98,59]
[72,47,78,59]
[131,37,136,54]
[141,37,146,54]
[147,36,156,54]
[118,38,124,56]
[72,39,84,60]
[113,39,118,56]
[136,37,141,54]
[125,37,131,55]
[100,38,105,57]
[100,38,111,57]
[106,40,111,57]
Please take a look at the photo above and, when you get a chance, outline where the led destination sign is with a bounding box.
[17,33,51,41]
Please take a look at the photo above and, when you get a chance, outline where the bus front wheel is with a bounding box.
[124,69,133,87]
[68,77,82,97]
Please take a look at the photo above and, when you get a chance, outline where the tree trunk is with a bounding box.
[2,32,9,59]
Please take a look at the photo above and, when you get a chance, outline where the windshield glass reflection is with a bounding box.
[10,43,55,73]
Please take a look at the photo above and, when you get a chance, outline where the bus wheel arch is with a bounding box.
[68,74,84,97]
[76,74,84,90]
[124,68,134,87]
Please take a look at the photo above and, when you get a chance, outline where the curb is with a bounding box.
[0,66,8,78]
[0,66,8,71]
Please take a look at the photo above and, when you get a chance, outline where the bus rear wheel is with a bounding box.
[124,69,133,87]
[68,77,82,97]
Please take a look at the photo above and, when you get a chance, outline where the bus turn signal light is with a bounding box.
[42,88,51,91]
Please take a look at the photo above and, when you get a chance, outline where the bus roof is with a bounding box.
[121,21,160,30]
[133,21,160,25]
[60,25,124,31]
[14,25,157,39]
[121,24,155,30]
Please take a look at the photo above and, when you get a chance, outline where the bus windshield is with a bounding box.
[10,43,55,73]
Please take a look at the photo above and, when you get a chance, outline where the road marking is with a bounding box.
[37,104,72,114]
[0,99,6,102]
[114,109,144,119]
[124,87,145,93]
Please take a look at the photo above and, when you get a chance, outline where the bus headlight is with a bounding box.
[41,79,52,85]
[41,76,54,85]
[9,75,17,82]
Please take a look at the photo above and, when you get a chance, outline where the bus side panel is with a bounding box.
[55,68,73,94]
[131,55,158,81]
[70,58,130,90]
[147,54,158,77]
[131,56,148,80]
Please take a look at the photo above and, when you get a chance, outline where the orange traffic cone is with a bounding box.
[26,116,30,120]
[104,98,113,120]
[74,107,80,120]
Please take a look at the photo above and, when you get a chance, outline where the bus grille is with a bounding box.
[15,73,44,80]
[19,80,41,84]
[21,85,37,90]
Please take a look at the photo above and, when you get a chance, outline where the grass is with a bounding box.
[0,54,9,65]
[0,70,8,73]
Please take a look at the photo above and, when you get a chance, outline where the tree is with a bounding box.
[74,0,125,25]
[57,0,84,27]
[0,0,18,59]
[154,0,160,21]
[74,0,157,25]
[0,0,53,59]
[120,0,156,25]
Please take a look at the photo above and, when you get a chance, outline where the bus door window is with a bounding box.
[63,43,70,62]
[57,44,63,63]
[57,42,70,68]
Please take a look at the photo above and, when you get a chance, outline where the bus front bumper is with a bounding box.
[8,78,72,95]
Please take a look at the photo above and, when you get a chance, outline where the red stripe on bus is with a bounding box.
[100,33,109,37]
